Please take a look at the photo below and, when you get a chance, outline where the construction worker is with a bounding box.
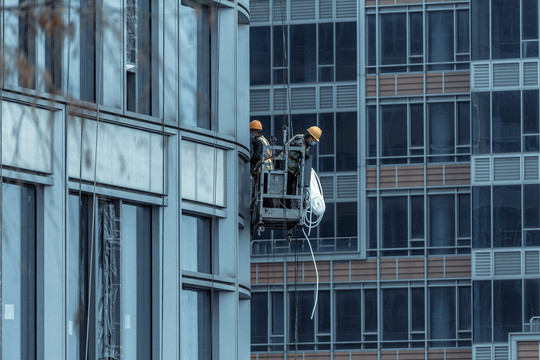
[250,120,274,207]
[285,126,322,201]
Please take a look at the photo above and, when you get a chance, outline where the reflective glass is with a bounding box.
[318,23,333,65]
[382,289,408,342]
[318,113,334,156]
[367,15,376,66]
[430,287,456,346]
[491,0,520,59]
[458,102,470,146]
[473,281,491,342]
[181,288,211,359]
[525,280,539,325]
[367,198,377,251]
[493,185,521,247]
[523,0,538,40]
[473,186,491,248]
[290,24,316,83]
[318,291,331,333]
[250,27,271,85]
[288,291,314,345]
[336,112,357,171]
[429,103,454,161]
[336,202,357,238]
[472,92,491,154]
[471,0,490,60]
[273,26,287,68]
[525,184,540,228]
[409,13,423,56]
[380,13,406,69]
[335,290,361,343]
[410,196,424,239]
[410,104,423,148]
[523,90,539,134]
[429,195,455,254]
[181,214,212,273]
[411,288,425,331]
[251,293,268,345]
[493,280,522,341]
[459,194,471,238]
[457,10,470,53]
[381,105,407,158]
[459,287,472,330]
[335,22,357,80]
[428,11,454,70]
[367,106,377,157]
[364,290,377,332]
[382,197,408,252]
[492,91,521,153]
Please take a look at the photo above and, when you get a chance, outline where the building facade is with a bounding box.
[0,0,251,358]
[250,0,540,359]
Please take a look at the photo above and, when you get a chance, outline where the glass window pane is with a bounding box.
[430,287,456,347]
[525,279,539,324]
[410,104,423,148]
[472,92,491,154]
[367,15,376,66]
[491,0,520,59]
[367,106,377,157]
[471,0,490,60]
[364,289,377,332]
[181,214,212,273]
[458,102,471,146]
[318,291,331,333]
[473,280,492,342]
[335,22,357,81]
[411,196,424,239]
[457,10,470,53]
[382,289,408,342]
[382,197,408,252]
[459,287,472,331]
[493,280,522,342]
[2,183,36,360]
[429,103,454,160]
[459,194,471,237]
[492,91,521,153]
[523,0,539,40]
[473,186,491,248]
[318,113,334,156]
[367,198,377,251]
[318,23,333,66]
[493,185,521,247]
[336,112,357,171]
[523,90,539,134]
[272,292,284,335]
[336,202,357,238]
[428,11,454,70]
[250,27,271,85]
[335,290,361,343]
[288,291,314,344]
[181,288,211,359]
[409,13,423,56]
[290,24,316,83]
[429,195,455,254]
[381,105,407,158]
[525,184,540,228]
[412,288,425,331]
[274,26,287,68]
[319,202,334,239]
[251,293,268,345]
[380,14,407,68]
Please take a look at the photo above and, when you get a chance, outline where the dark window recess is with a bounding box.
[473,281,492,343]
[493,185,521,247]
[523,90,539,134]
[335,290,362,344]
[525,280,540,325]
[367,198,377,251]
[410,196,424,239]
[492,91,521,153]
[367,15,376,66]
[318,23,333,65]
[491,0,520,59]
[250,27,271,85]
[365,290,378,332]
[457,10,470,54]
[335,22,357,81]
[274,26,287,68]
[288,292,314,346]
[367,106,377,157]
[523,0,538,40]
[410,104,423,148]
[409,12,423,56]
[380,13,406,70]
[336,202,357,238]
[429,103,454,161]
[459,287,472,331]
[318,113,334,156]
[471,0,490,60]
[525,184,540,228]
[411,288,425,332]
[318,291,331,334]
[458,102,471,146]
[290,24,316,83]
[458,194,471,238]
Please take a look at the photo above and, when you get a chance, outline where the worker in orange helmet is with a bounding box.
[250,120,274,207]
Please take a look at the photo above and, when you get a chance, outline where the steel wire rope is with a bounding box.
[84,1,105,357]
[159,1,166,358]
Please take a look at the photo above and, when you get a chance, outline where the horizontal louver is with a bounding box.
[337,175,357,199]
[494,251,521,276]
[525,250,540,275]
[494,345,508,360]
[472,63,490,89]
[319,0,332,19]
[523,61,539,86]
[472,157,491,184]
[473,345,492,360]
[291,87,316,110]
[524,156,539,181]
[493,62,520,87]
[273,0,286,21]
[250,89,270,112]
[250,0,270,22]
[473,251,491,278]
[273,88,288,111]
[336,0,355,18]
[493,156,520,182]
[319,86,333,109]
[290,0,314,20]
[337,85,357,108]
[320,176,334,200]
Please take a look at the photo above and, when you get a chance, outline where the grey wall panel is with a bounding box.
[2,101,54,174]
[217,9,236,137]
[162,0,179,122]
[238,25,250,145]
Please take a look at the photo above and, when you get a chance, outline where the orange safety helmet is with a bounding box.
[250,120,263,130]
[307,126,322,141]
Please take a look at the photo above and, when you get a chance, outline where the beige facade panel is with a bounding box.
[427,165,445,186]
[350,351,378,360]
[444,72,471,93]
[381,351,398,360]
[366,77,377,97]
[379,75,397,96]
[380,258,397,280]
[367,168,377,188]
[445,164,471,185]
[396,74,424,96]
[444,349,472,360]
[445,256,471,278]
[517,341,539,360]
[398,258,425,279]
[428,257,445,278]
[380,167,397,188]
[351,259,378,281]
[334,261,350,282]
[366,72,471,97]
[398,166,425,187]
[398,351,427,359]
[254,263,284,284]
[427,74,444,94]
[304,261,331,282]
[302,353,331,359]
[367,164,470,189]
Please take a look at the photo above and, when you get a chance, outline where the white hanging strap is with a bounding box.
[302,227,319,320]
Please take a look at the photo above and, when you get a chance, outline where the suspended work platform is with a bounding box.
[250,143,312,232]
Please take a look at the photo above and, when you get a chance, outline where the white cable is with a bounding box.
[302,227,318,320]
[302,169,325,235]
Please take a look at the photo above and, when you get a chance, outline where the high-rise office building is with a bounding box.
[250,0,540,359]
[0,0,251,358]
